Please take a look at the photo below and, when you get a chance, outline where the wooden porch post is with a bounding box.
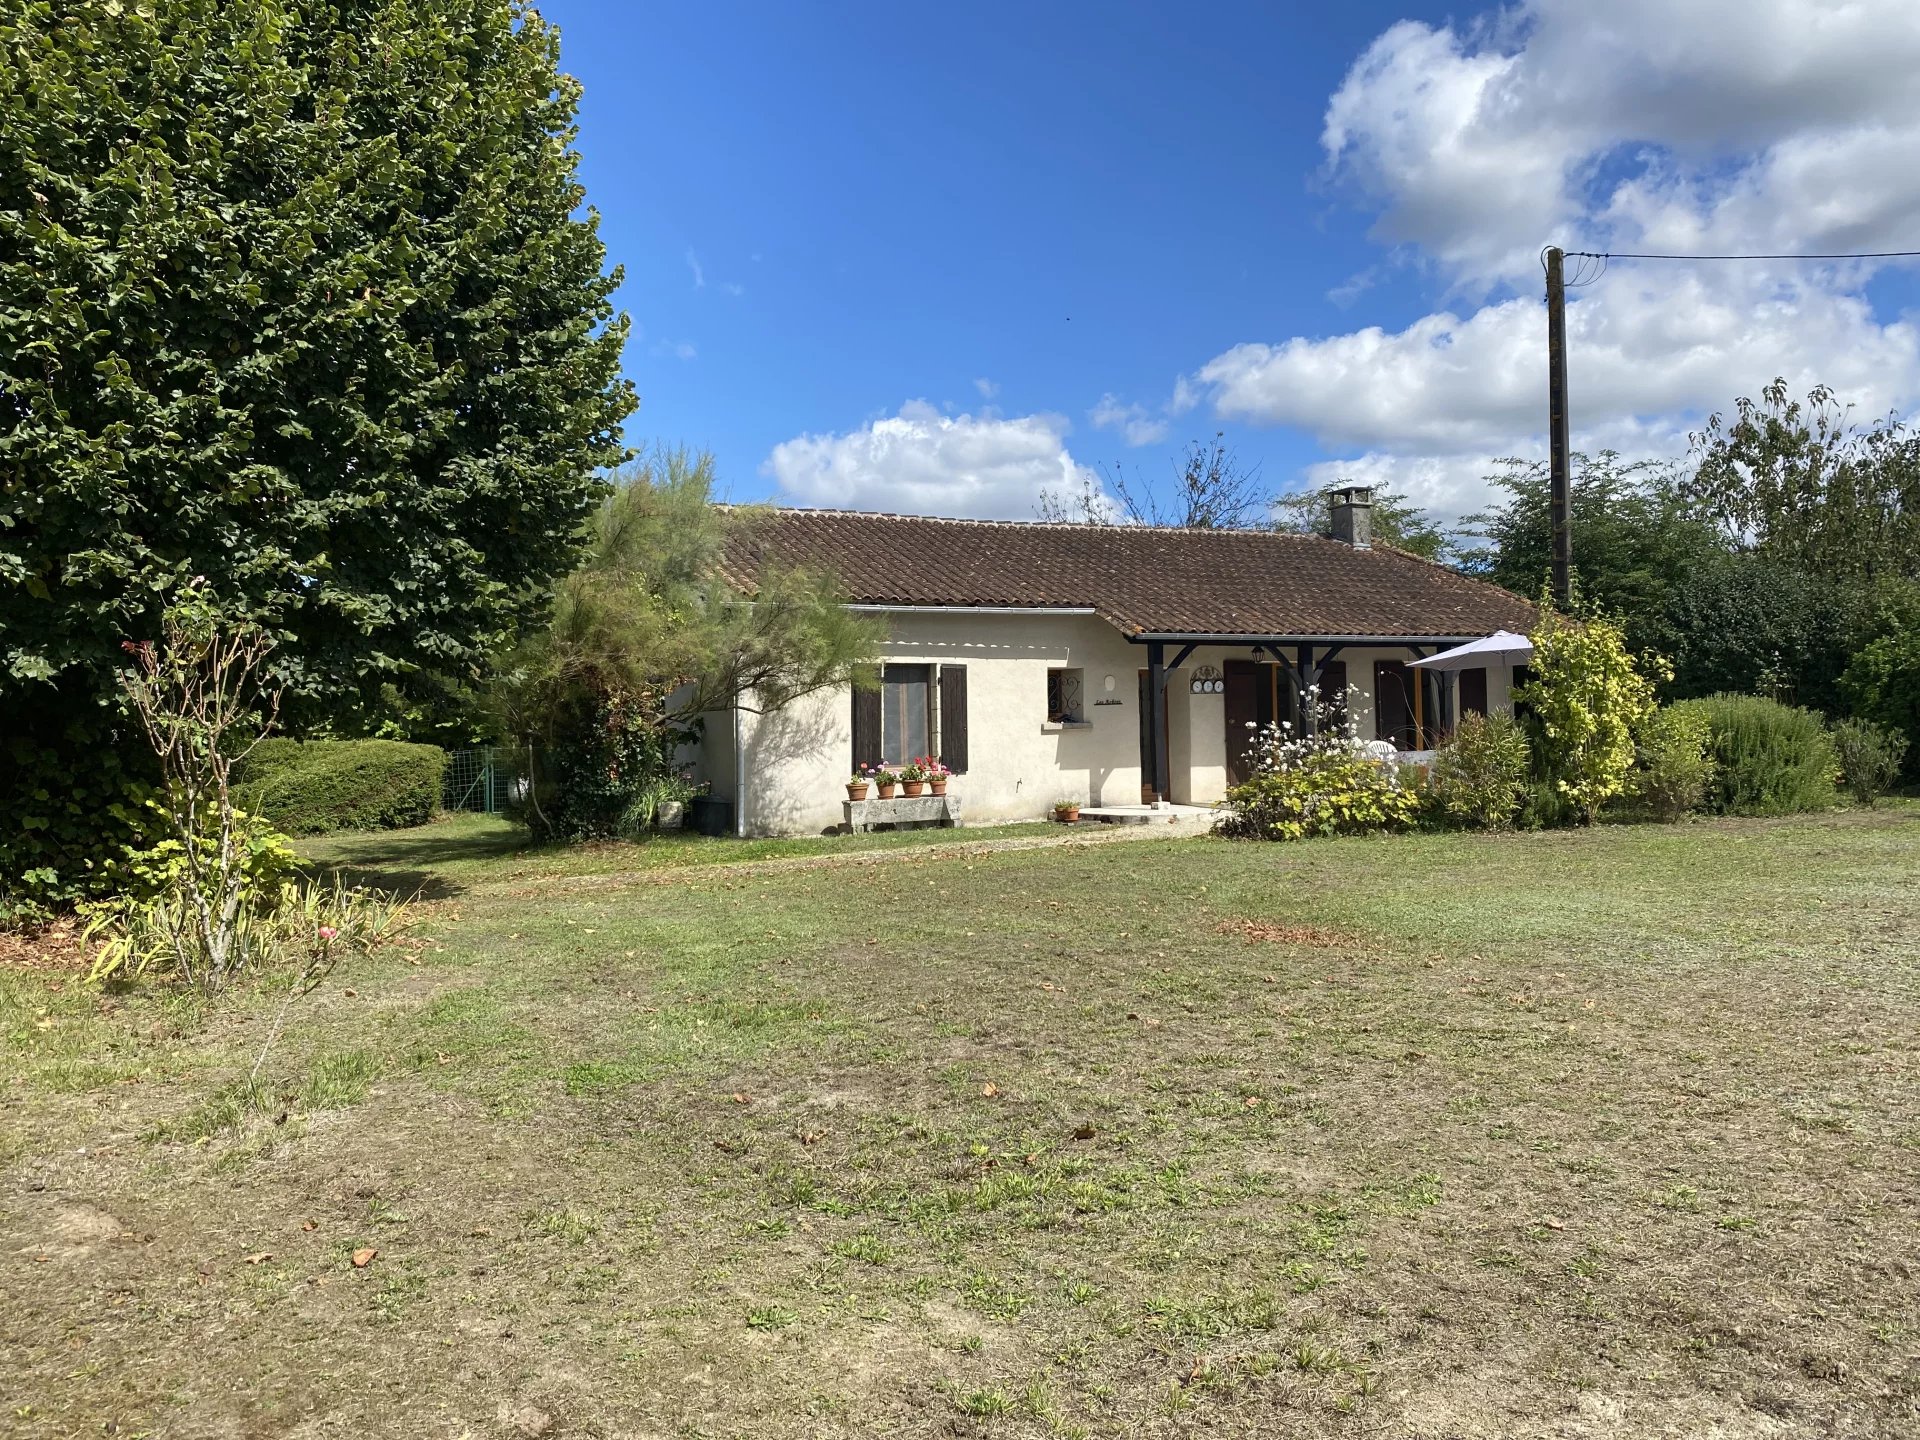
[1147,641,1169,802]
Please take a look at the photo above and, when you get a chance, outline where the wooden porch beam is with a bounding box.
[1147,640,1169,802]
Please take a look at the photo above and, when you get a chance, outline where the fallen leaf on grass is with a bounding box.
[980,1082,1000,1098]
[1543,1217,1567,1231]
[351,1247,377,1269]
[244,1252,272,1265]
[730,1092,751,1105]
[301,1219,318,1232]
[1073,1124,1097,1141]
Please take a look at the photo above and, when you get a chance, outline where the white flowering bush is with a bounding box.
[1215,687,1421,842]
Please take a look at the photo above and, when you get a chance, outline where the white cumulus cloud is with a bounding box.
[1088,393,1169,448]
[763,401,1115,520]
[1194,0,1920,515]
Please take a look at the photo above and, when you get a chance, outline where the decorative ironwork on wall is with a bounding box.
[1047,667,1084,722]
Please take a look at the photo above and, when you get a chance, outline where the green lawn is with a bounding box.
[4,807,1918,1438]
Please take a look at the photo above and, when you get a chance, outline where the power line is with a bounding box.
[1565,248,1920,261]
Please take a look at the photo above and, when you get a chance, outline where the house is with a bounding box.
[701,488,1535,836]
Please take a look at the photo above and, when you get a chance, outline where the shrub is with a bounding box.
[523,694,700,842]
[236,740,448,837]
[1218,694,1421,842]
[1220,749,1421,841]
[1431,712,1531,829]
[1517,778,1577,831]
[1830,718,1908,806]
[86,873,415,988]
[1840,628,1920,781]
[1672,694,1836,816]
[1517,605,1665,824]
[1632,707,1716,822]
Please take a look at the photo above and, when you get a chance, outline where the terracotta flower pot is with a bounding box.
[1056,806,1080,823]
[929,779,948,796]
[902,780,926,797]
[846,783,870,801]
[877,783,898,799]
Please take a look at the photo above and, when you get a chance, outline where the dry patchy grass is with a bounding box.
[3,806,1918,1438]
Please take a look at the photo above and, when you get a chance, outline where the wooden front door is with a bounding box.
[1223,660,1290,784]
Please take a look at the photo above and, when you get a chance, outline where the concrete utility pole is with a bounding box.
[1544,246,1573,608]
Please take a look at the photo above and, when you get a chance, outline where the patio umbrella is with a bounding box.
[1410,630,1534,741]
[1408,630,1533,671]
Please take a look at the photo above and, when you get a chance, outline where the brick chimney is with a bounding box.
[1328,486,1373,549]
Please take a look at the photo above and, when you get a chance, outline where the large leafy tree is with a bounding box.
[1463,453,1728,661]
[1690,379,1920,584]
[1,0,633,899]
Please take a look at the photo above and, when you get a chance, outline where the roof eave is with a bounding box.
[1125,631,1497,646]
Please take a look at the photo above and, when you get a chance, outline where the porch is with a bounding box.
[1131,634,1517,804]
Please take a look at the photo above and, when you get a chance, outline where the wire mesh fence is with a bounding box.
[442,747,518,814]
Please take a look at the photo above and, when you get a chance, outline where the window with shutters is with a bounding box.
[880,664,930,764]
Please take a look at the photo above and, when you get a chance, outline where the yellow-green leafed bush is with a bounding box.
[1519,606,1664,824]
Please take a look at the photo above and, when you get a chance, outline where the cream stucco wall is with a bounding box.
[722,612,1149,836]
[698,615,1518,836]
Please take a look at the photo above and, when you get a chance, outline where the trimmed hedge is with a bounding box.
[236,740,447,837]
[1671,694,1836,816]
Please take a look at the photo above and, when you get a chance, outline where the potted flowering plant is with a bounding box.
[898,760,928,797]
[873,767,900,799]
[916,755,951,796]
[1052,797,1081,823]
[847,764,876,802]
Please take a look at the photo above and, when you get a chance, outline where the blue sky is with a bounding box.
[544,0,1920,522]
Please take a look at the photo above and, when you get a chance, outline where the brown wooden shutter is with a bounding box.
[851,672,882,771]
[938,665,968,774]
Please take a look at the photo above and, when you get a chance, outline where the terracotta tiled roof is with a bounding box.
[719,508,1535,640]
